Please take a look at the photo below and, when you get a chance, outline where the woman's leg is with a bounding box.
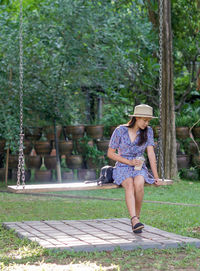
[121,177,139,226]
[133,175,145,218]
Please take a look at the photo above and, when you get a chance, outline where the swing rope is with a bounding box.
[157,0,165,181]
[17,0,25,187]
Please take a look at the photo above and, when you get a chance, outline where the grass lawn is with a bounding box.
[0,179,200,270]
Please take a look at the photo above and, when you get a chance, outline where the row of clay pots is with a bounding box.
[24,126,62,141]
[65,155,105,169]
[35,168,97,181]
[24,125,110,141]
[0,168,97,182]
[0,167,52,182]
[1,126,199,154]
[7,155,58,170]
[0,139,110,156]
[65,125,105,139]
[177,154,200,169]
[176,141,199,155]
[0,168,31,182]
[7,152,199,171]
[7,154,107,170]
[153,126,200,139]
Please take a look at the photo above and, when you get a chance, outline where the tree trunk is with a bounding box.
[54,120,62,183]
[158,0,177,179]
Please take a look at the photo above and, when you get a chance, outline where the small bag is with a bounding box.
[97,165,114,186]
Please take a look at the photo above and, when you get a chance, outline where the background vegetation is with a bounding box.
[0,0,199,127]
[0,0,199,175]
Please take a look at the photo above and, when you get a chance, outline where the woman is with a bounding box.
[107,104,160,233]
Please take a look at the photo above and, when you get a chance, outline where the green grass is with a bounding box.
[0,179,200,270]
[32,179,200,205]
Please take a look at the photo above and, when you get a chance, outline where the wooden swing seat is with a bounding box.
[7,179,173,194]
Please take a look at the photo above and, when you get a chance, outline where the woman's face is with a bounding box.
[136,117,152,130]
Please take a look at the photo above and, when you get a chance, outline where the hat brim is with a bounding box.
[129,114,158,119]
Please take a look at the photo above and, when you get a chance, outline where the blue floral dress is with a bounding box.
[109,125,155,185]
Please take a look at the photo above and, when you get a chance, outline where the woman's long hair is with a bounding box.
[126,117,148,146]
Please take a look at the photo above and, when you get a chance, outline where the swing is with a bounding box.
[7,0,173,194]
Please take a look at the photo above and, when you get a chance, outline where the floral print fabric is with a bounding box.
[109,125,155,185]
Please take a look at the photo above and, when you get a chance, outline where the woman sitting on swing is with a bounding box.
[107,104,160,233]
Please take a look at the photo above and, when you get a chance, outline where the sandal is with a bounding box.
[131,216,144,233]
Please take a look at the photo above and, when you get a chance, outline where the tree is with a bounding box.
[159,0,177,179]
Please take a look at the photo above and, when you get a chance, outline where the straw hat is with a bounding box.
[129,104,158,119]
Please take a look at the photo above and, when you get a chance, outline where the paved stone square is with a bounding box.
[3,218,200,252]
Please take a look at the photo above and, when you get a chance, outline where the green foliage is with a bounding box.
[77,135,106,166]
[101,102,130,127]
[172,0,200,110]
[176,105,200,127]
[175,114,191,127]
[85,144,104,160]
[0,100,20,153]
[0,0,199,138]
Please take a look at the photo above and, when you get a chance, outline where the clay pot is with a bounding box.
[192,155,200,168]
[34,141,52,156]
[34,170,52,182]
[66,155,83,169]
[77,169,96,180]
[8,155,19,169]
[86,125,104,139]
[25,156,42,169]
[86,155,104,169]
[64,125,85,139]
[62,170,74,180]
[43,125,62,141]
[0,140,6,153]
[193,127,200,139]
[96,140,110,153]
[177,154,190,169]
[176,127,189,140]
[44,155,57,170]
[25,127,42,141]
[189,142,199,155]
[58,140,73,155]
[24,140,33,155]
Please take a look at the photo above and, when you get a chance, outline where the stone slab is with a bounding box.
[3,218,200,252]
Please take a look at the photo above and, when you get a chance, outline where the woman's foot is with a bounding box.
[131,216,144,233]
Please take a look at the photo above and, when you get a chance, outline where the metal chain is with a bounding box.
[157,0,165,181]
[17,0,25,188]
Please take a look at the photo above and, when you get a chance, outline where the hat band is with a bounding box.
[134,113,153,116]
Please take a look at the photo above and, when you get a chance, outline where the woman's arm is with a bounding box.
[107,148,141,167]
[147,145,159,180]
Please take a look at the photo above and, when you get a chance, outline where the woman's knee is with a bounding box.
[122,177,134,191]
[134,176,145,191]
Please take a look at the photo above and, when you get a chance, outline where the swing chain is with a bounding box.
[157,0,165,181]
[17,0,25,187]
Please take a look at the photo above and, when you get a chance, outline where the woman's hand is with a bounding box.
[128,159,142,167]
[154,178,162,186]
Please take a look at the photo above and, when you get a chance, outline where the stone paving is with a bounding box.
[3,218,200,252]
